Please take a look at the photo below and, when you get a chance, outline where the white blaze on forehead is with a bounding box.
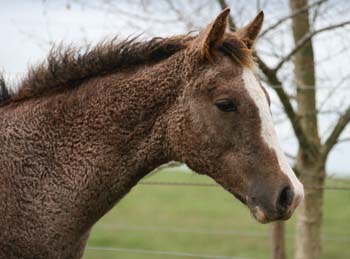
[241,68,304,197]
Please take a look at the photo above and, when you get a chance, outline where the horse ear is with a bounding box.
[237,11,264,49]
[195,8,230,59]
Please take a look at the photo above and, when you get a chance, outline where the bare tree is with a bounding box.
[290,1,322,258]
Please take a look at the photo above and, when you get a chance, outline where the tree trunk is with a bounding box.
[289,1,324,259]
[271,221,286,259]
[295,158,325,259]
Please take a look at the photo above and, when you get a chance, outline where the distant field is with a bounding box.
[85,168,350,259]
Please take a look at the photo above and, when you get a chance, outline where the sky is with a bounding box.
[0,0,349,177]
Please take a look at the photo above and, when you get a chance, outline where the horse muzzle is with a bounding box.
[248,183,304,223]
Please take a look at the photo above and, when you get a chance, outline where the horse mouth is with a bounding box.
[250,206,271,223]
[229,189,294,223]
[250,205,293,224]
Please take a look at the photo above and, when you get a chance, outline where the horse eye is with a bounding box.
[215,99,238,112]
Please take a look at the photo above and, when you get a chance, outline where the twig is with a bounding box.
[255,56,314,154]
[336,138,350,144]
[260,0,327,38]
[322,106,350,158]
[274,21,350,72]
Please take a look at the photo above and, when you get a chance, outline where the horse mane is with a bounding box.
[0,33,252,105]
[0,74,10,102]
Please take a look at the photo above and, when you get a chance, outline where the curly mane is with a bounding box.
[0,33,252,106]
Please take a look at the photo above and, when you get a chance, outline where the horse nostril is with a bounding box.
[277,186,294,212]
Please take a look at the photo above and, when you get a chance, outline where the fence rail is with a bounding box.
[95,223,350,242]
[85,176,350,258]
[139,180,350,191]
[86,246,255,259]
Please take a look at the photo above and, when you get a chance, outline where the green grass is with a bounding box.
[85,169,350,259]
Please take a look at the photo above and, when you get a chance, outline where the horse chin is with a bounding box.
[250,206,271,224]
[250,205,293,223]
[232,193,270,223]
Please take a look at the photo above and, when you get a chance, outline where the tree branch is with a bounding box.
[274,20,350,72]
[337,138,350,144]
[260,0,327,38]
[256,56,313,153]
[322,106,350,158]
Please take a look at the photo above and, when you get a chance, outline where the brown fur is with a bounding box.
[0,10,297,258]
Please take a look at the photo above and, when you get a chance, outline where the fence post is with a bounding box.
[271,221,286,259]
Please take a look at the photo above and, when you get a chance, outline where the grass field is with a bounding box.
[85,168,350,259]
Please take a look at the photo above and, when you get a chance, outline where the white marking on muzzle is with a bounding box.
[242,68,304,200]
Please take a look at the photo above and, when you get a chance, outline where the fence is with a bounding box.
[84,171,350,259]
[86,246,255,259]
[138,180,350,191]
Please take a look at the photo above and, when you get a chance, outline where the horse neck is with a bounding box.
[103,55,185,169]
[43,52,186,226]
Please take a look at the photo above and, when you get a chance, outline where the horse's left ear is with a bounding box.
[237,11,264,49]
[195,8,230,59]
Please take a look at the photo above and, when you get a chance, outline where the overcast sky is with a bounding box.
[0,0,349,177]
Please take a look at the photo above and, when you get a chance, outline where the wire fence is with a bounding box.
[95,223,350,243]
[139,180,350,191]
[86,246,255,259]
[85,174,350,258]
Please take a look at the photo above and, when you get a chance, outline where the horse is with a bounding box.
[0,8,303,259]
